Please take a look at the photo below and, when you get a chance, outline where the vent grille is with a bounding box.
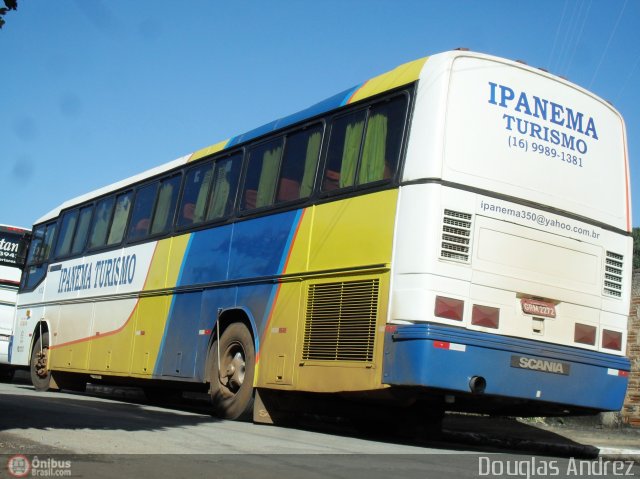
[302,279,379,362]
[603,251,624,298]
[441,209,472,262]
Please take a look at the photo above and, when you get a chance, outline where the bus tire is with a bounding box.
[30,333,53,391]
[209,322,255,421]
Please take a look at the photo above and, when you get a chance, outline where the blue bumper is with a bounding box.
[382,324,630,412]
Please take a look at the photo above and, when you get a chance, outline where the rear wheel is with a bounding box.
[209,323,255,420]
[30,332,53,391]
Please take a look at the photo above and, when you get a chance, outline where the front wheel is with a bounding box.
[30,333,53,391]
[209,323,255,420]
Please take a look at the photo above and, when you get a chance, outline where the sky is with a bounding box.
[2,0,640,229]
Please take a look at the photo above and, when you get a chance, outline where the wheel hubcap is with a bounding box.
[34,349,48,379]
[220,345,246,394]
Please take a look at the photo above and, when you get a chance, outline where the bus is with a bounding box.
[0,224,30,381]
[10,50,631,426]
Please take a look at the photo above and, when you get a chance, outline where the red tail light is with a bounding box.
[434,296,464,321]
[602,329,622,351]
[574,323,596,346]
[471,305,499,329]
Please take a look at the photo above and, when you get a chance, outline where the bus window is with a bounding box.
[127,182,158,242]
[107,192,132,246]
[54,210,79,258]
[71,206,94,255]
[322,111,366,191]
[88,196,116,250]
[150,174,181,235]
[358,95,407,185]
[23,222,56,289]
[206,155,241,222]
[242,138,284,210]
[276,125,322,203]
[178,163,213,228]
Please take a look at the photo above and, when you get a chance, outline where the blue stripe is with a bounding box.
[226,86,362,148]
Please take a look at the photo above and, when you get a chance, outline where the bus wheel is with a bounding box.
[209,323,255,420]
[30,333,52,391]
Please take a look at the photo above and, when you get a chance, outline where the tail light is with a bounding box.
[602,329,622,351]
[471,305,499,329]
[434,296,464,321]
[574,323,596,346]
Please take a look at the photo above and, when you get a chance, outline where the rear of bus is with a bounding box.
[385,51,631,415]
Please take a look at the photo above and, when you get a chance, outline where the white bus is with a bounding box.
[10,50,631,424]
[0,224,30,381]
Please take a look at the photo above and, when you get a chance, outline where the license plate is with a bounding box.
[521,298,556,318]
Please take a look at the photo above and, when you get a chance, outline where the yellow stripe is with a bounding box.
[188,140,229,163]
[349,57,428,104]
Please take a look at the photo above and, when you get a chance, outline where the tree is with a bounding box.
[0,0,17,29]
[633,227,640,270]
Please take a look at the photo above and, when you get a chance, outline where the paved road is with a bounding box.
[0,380,637,478]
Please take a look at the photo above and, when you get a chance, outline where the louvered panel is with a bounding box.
[603,251,624,298]
[441,209,472,262]
[303,279,379,362]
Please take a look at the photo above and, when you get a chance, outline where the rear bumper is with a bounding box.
[382,324,630,413]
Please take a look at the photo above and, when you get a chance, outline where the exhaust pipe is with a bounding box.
[469,376,486,394]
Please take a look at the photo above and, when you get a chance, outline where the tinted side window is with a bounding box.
[23,222,56,290]
[127,183,158,242]
[26,225,46,266]
[322,111,365,192]
[177,163,213,228]
[107,192,132,246]
[358,95,407,185]
[206,154,241,221]
[242,138,283,210]
[71,206,93,255]
[276,125,322,203]
[54,210,79,258]
[150,174,181,235]
[88,196,116,250]
[321,94,408,192]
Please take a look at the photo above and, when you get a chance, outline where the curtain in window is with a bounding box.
[151,182,174,234]
[359,112,388,184]
[256,146,282,208]
[90,199,114,249]
[207,162,231,220]
[339,120,364,188]
[108,195,131,244]
[193,169,213,223]
[300,131,321,197]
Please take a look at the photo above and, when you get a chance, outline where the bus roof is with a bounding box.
[35,49,623,225]
[0,224,30,234]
